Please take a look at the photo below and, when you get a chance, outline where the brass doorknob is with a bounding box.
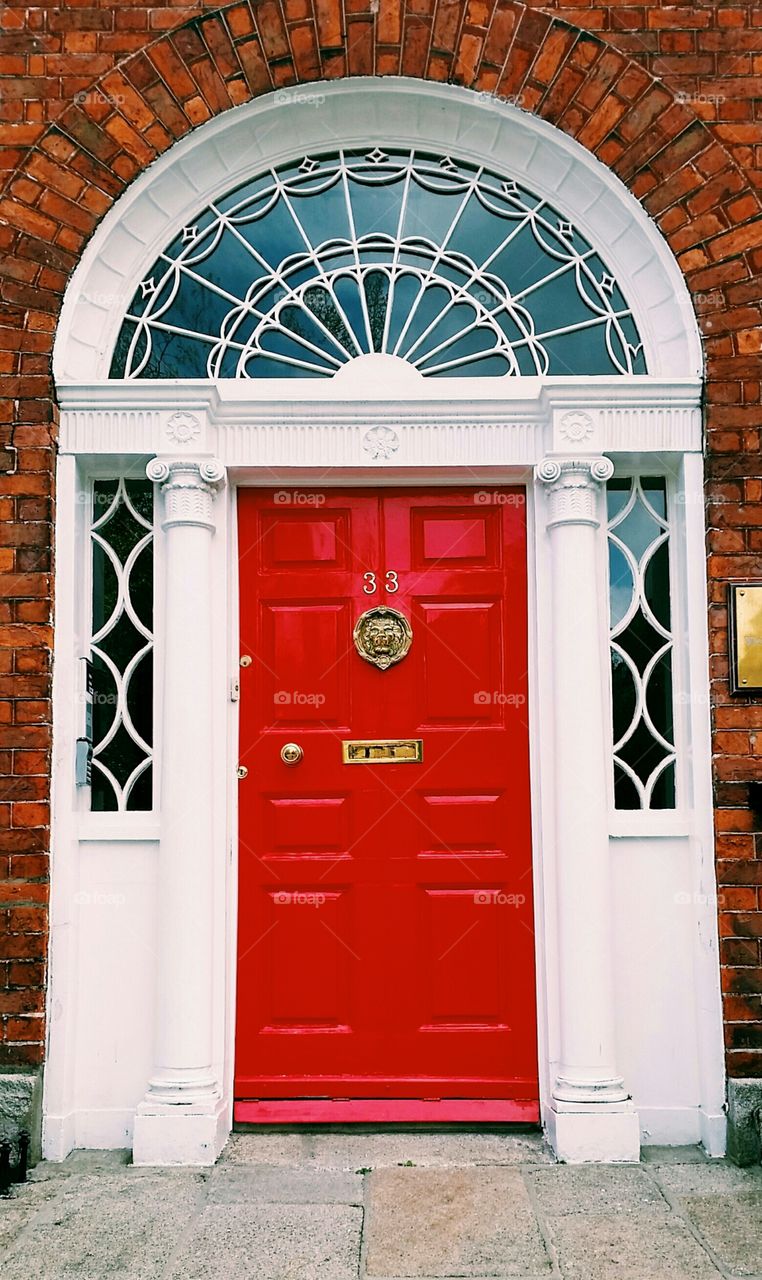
[280,742,303,766]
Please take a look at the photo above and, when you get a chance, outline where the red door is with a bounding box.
[235,488,538,1123]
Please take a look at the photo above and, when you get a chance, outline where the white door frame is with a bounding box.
[43,79,725,1164]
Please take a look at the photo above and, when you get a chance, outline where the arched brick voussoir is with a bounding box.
[1,0,762,388]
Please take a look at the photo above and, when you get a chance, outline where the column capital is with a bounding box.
[146,457,225,531]
[536,456,614,529]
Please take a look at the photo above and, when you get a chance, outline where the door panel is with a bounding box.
[235,488,538,1118]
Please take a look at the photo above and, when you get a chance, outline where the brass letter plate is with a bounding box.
[342,738,423,764]
[729,584,762,693]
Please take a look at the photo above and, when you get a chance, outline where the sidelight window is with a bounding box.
[607,476,676,810]
[88,478,154,811]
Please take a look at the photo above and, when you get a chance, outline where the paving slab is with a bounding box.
[207,1163,364,1204]
[652,1160,762,1196]
[641,1145,710,1164]
[546,1209,723,1280]
[365,1166,551,1277]
[680,1190,762,1276]
[527,1164,665,1215]
[302,1130,552,1170]
[218,1131,311,1165]
[164,1202,363,1280]
[0,1170,205,1280]
[28,1148,132,1180]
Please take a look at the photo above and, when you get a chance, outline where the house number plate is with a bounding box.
[342,739,423,764]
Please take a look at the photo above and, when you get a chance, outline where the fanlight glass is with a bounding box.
[110,148,646,381]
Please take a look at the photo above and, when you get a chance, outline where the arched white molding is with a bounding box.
[54,78,702,386]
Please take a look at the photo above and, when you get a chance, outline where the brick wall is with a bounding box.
[1,0,761,1082]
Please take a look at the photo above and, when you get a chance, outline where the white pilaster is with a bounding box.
[132,458,228,1166]
[537,457,641,1163]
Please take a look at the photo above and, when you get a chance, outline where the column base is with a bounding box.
[546,1102,641,1163]
[132,1095,229,1166]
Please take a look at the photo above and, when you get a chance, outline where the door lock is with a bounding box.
[280,743,303,766]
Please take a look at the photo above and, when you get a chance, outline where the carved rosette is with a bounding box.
[146,458,225,530]
[536,456,614,529]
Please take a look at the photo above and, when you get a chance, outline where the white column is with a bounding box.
[132,457,227,1166]
[537,457,640,1162]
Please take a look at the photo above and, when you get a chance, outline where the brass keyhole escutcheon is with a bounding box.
[280,742,303,766]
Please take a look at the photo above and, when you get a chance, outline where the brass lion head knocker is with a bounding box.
[353,606,412,671]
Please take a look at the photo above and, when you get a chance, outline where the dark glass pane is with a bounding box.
[609,542,635,630]
[644,540,671,631]
[642,477,667,520]
[613,764,641,810]
[615,500,662,565]
[617,612,665,676]
[127,765,153,812]
[125,479,154,525]
[91,761,118,813]
[97,722,148,791]
[91,653,118,754]
[651,761,676,810]
[125,650,153,747]
[617,718,669,792]
[92,541,118,636]
[645,650,674,748]
[99,610,144,674]
[128,542,153,632]
[606,478,631,522]
[611,652,638,748]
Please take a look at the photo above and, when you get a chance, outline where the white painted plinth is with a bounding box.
[132,1096,229,1166]
[547,1104,642,1164]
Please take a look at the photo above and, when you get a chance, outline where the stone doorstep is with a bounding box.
[726,1077,762,1167]
[0,1071,43,1165]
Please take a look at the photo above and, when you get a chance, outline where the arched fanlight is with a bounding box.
[110,148,646,381]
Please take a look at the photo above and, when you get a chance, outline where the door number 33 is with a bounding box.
[363,571,399,594]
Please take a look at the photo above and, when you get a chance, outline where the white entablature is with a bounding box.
[57,374,702,464]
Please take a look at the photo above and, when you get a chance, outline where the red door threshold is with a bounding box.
[234,1099,540,1124]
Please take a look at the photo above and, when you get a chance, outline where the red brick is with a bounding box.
[0,0,760,1086]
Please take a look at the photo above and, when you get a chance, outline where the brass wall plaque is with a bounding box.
[342,739,423,764]
[353,606,412,670]
[729,584,762,693]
